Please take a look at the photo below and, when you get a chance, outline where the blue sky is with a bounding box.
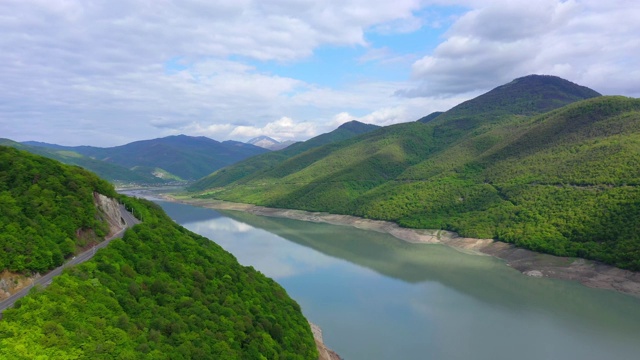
[1,1,639,146]
[167,5,464,88]
[252,8,460,88]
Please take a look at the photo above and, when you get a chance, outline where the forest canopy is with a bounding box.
[0,146,117,273]
[188,92,640,271]
[0,148,318,359]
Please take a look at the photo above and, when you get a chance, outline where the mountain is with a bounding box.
[245,136,280,150]
[247,135,279,149]
[22,135,269,181]
[1,139,164,184]
[0,147,317,359]
[188,120,380,191]
[247,136,296,150]
[272,140,297,150]
[0,146,119,273]
[187,76,640,270]
[417,111,444,123]
[419,74,601,146]
[439,74,600,119]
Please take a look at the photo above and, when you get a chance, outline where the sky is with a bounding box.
[1,0,639,147]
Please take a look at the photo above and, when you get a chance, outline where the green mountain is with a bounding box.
[0,146,118,273]
[417,111,444,123]
[188,76,640,270]
[23,135,269,181]
[0,147,317,359]
[188,120,380,191]
[0,139,164,184]
[416,74,601,146]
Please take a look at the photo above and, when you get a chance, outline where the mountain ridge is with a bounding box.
[0,138,164,184]
[18,134,269,181]
[188,120,380,191]
[186,75,640,270]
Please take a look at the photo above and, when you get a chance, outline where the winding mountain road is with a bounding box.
[0,205,139,316]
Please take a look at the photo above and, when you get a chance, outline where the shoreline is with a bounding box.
[162,195,640,298]
[309,322,342,360]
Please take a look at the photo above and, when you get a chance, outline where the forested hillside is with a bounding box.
[188,76,640,270]
[0,139,164,184]
[0,146,117,273]
[0,198,317,359]
[22,134,268,181]
[0,149,318,359]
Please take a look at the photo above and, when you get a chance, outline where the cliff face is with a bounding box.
[310,322,342,360]
[94,192,125,237]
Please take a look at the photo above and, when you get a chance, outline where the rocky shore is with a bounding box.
[165,196,640,298]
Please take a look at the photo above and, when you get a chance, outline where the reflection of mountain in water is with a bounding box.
[218,209,640,334]
[153,199,225,224]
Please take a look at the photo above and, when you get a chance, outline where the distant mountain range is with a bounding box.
[187,75,640,271]
[0,138,164,184]
[247,136,296,151]
[189,120,380,191]
[2,135,268,183]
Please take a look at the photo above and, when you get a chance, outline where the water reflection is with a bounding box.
[154,199,640,360]
[185,215,340,279]
[220,210,640,322]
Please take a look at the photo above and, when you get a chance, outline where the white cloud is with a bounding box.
[233,117,317,140]
[0,0,429,146]
[0,0,638,147]
[401,0,640,97]
[330,112,357,127]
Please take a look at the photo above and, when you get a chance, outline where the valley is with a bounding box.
[150,196,640,360]
[2,74,640,360]
[187,76,640,272]
[3,3,639,359]
[158,194,640,297]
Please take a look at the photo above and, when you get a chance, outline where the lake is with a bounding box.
[152,198,640,360]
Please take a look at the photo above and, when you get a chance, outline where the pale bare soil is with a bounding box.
[168,196,640,298]
[310,322,342,360]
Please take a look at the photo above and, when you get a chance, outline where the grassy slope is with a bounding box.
[189,76,640,270]
[0,150,317,359]
[356,97,640,269]
[194,75,602,208]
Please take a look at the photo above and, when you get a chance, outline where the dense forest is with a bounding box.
[0,146,117,273]
[0,148,318,359]
[187,76,640,271]
[0,138,166,184]
[19,134,268,181]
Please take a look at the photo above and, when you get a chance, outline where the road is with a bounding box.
[0,205,139,316]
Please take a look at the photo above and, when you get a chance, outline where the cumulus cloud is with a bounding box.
[229,117,317,140]
[330,112,357,127]
[1,0,638,147]
[323,95,467,132]
[0,0,426,145]
[400,0,640,97]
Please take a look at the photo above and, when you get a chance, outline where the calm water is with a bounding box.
[152,199,640,360]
